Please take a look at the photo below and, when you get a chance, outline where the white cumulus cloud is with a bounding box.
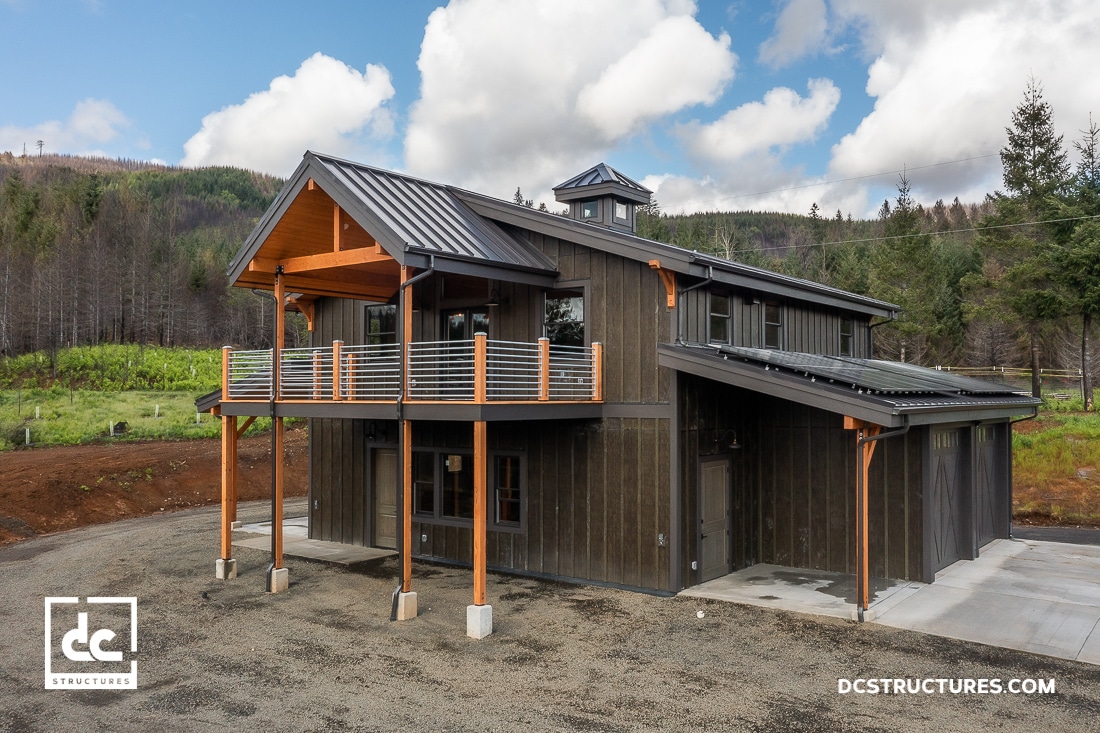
[680,78,840,164]
[758,0,829,68]
[828,0,1100,207]
[181,52,395,175]
[404,0,736,201]
[0,98,129,156]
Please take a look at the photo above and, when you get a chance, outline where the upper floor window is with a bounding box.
[365,304,397,345]
[613,201,630,221]
[545,289,585,347]
[708,292,731,344]
[580,200,599,220]
[764,302,783,349]
[839,317,853,356]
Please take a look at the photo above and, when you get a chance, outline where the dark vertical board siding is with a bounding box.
[572,426,590,580]
[907,430,924,579]
[656,419,671,589]
[620,418,641,587]
[827,426,851,572]
[604,255,624,403]
[604,422,624,585]
[526,427,544,574]
[588,424,607,581]
[809,420,830,570]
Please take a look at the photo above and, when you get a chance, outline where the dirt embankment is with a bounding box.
[0,428,308,545]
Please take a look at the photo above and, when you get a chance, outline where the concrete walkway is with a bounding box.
[682,538,1100,664]
[234,508,396,566]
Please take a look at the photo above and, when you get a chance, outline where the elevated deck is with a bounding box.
[214,334,604,421]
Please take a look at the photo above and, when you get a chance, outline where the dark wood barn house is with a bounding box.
[201,151,1039,636]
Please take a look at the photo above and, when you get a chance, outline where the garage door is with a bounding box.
[929,428,965,574]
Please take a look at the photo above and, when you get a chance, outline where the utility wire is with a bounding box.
[776,212,1100,250]
[669,153,1000,211]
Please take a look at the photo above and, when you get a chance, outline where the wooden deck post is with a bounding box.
[332,340,343,400]
[474,332,487,403]
[313,349,323,400]
[591,342,603,402]
[538,337,550,401]
[221,346,231,401]
[473,420,487,606]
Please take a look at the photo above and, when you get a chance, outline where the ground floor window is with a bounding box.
[411,448,523,528]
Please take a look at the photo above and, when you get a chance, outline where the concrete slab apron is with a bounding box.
[873,539,1100,663]
[234,515,397,566]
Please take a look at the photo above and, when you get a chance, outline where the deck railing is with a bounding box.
[222,334,602,404]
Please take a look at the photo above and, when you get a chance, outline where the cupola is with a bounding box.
[553,163,652,234]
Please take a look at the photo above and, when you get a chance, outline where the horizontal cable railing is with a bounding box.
[222,337,602,403]
[279,347,334,399]
[225,349,273,399]
[341,343,401,400]
[486,340,542,400]
[408,340,476,400]
[548,344,597,400]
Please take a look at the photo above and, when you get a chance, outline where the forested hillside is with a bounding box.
[0,153,291,364]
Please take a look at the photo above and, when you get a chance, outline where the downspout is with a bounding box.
[867,313,898,359]
[855,418,910,622]
[675,264,713,345]
[252,282,281,593]
[391,254,434,621]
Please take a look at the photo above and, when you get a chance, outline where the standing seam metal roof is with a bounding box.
[314,154,555,272]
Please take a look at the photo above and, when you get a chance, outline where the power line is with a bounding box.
[670,152,1001,211]
[779,212,1100,251]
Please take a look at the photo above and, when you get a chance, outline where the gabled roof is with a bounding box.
[553,162,652,205]
[657,343,1040,427]
[228,151,897,318]
[228,152,558,290]
[454,188,898,318]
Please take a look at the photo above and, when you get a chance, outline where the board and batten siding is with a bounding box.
[409,418,672,592]
[525,231,671,405]
[678,374,923,588]
[679,288,872,356]
[307,297,370,545]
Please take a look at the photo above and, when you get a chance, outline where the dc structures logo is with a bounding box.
[44,597,137,689]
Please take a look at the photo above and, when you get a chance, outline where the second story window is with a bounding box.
[545,290,585,347]
[580,200,599,220]
[764,302,783,349]
[840,317,853,356]
[365,304,397,345]
[708,292,731,344]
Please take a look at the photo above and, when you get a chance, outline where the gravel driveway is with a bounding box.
[2,501,1099,732]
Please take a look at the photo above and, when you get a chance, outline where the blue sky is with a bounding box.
[3,1,1098,218]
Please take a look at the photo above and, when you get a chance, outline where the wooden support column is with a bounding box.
[401,419,413,593]
[844,416,880,613]
[473,420,487,606]
[220,414,237,559]
[273,269,286,570]
[591,342,603,402]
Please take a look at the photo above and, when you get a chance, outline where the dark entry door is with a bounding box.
[372,449,397,549]
[699,459,731,582]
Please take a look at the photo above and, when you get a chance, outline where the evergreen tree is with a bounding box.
[1050,115,1100,408]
